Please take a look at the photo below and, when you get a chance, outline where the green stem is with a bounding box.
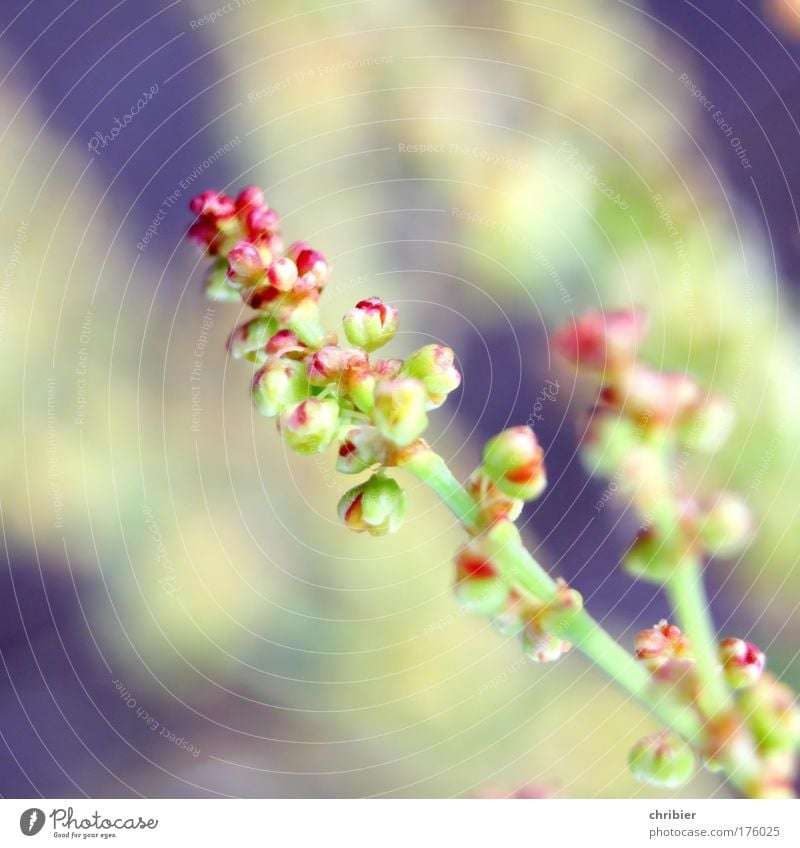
[666,560,731,717]
[401,447,703,744]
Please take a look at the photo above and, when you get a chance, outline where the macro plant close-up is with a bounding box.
[2,0,800,840]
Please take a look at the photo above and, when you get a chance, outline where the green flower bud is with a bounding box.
[251,359,310,418]
[401,344,461,408]
[280,397,340,455]
[453,540,509,616]
[204,258,242,302]
[696,492,752,557]
[373,378,429,446]
[338,473,406,536]
[628,733,695,788]
[678,394,735,454]
[336,426,388,474]
[227,315,279,360]
[737,673,800,753]
[623,529,687,583]
[343,297,399,352]
[482,426,546,501]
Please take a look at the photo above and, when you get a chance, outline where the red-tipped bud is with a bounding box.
[252,359,310,418]
[481,426,546,501]
[228,240,267,280]
[343,297,399,352]
[628,733,695,788]
[719,638,765,688]
[338,473,406,536]
[189,190,236,220]
[401,344,461,408]
[307,346,369,386]
[635,620,691,670]
[453,540,510,616]
[336,426,388,474]
[285,241,311,261]
[265,329,305,357]
[295,249,329,287]
[227,315,278,360]
[552,307,648,371]
[235,185,265,216]
[280,397,340,455]
[266,256,299,292]
[246,206,280,239]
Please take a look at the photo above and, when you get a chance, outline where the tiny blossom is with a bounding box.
[280,397,340,455]
[343,297,399,352]
[635,620,691,670]
[628,733,696,788]
[335,426,388,474]
[551,307,648,372]
[718,638,765,689]
[252,358,309,418]
[373,377,429,446]
[453,539,510,615]
[338,473,406,536]
[481,426,546,501]
[267,256,299,292]
[401,344,461,408]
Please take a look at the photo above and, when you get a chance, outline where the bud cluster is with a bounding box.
[188,186,463,538]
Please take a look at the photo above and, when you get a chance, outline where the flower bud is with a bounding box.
[266,256,298,292]
[373,378,429,447]
[737,673,800,753]
[678,394,735,453]
[190,190,236,220]
[235,186,265,216]
[296,249,329,287]
[338,473,406,536]
[521,621,571,663]
[481,427,546,501]
[307,346,369,387]
[204,259,241,302]
[280,397,340,455]
[252,359,310,418]
[245,206,280,239]
[696,492,752,557]
[227,315,279,359]
[401,344,461,407]
[718,638,765,689]
[628,733,695,788]
[467,471,523,526]
[336,426,388,474]
[580,406,646,478]
[343,297,399,352]
[265,329,305,358]
[227,240,268,281]
[635,620,691,670]
[453,540,510,616]
[552,307,648,371]
[602,367,700,424]
[623,529,686,582]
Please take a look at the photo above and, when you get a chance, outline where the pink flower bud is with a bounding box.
[280,397,340,455]
[252,358,310,418]
[307,346,369,386]
[295,249,329,287]
[696,492,752,557]
[719,638,765,688]
[373,378,429,447]
[235,185,265,216]
[552,307,649,371]
[338,473,406,536]
[371,358,403,379]
[628,733,695,788]
[601,367,700,424]
[189,190,236,220]
[635,620,691,670]
[286,241,312,262]
[481,426,546,501]
[228,240,267,281]
[336,426,388,474]
[343,297,399,352]
[265,329,304,357]
[187,219,223,252]
[266,256,299,292]
[246,206,280,239]
[401,344,461,408]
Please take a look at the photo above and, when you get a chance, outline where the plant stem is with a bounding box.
[666,560,731,717]
[401,447,703,743]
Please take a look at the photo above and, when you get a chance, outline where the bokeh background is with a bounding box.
[1,0,799,798]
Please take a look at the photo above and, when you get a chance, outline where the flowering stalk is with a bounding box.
[187,189,798,797]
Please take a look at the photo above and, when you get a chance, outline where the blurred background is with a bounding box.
[1,0,799,798]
